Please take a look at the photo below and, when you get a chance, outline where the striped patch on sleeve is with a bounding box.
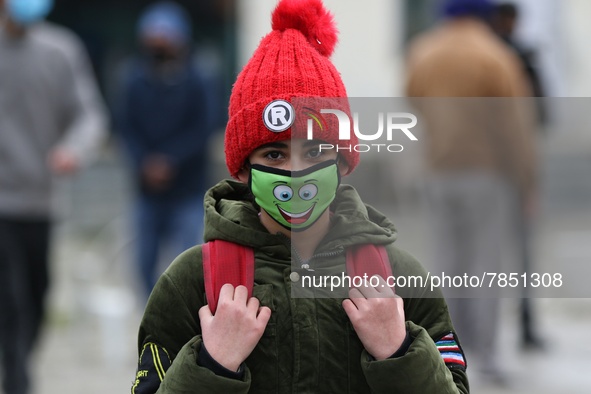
[435,332,466,370]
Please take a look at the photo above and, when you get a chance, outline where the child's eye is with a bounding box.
[265,151,284,160]
[306,149,322,159]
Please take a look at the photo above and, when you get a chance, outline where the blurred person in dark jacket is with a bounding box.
[491,1,546,350]
[491,2,547,125]
[0,0,107,392]
[405,0,537,386]
[115,1,216,298]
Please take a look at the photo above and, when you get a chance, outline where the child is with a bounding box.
[132,0,469,392]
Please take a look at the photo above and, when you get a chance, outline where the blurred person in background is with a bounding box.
[491,1,546,350]
[405,0,537,386]
[491,2,546,123]
[0,0,107,392]
[114,1,216,299]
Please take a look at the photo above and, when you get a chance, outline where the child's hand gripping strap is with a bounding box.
[202,240,255,314]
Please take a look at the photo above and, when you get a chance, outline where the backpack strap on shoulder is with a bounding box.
[202,240,255,314]
[346,244,392,281]
[202,241,391,314]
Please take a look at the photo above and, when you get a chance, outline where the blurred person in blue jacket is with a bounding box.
[115,1,217,298]
[0,0,107,392]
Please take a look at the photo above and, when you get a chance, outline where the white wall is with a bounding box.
[560,0,591,97]
[508,0,564,96]
[495,0,591,97]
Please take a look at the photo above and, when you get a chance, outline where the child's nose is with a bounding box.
[289,157,307,172]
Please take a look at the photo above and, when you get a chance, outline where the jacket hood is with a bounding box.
[203,180,397,254]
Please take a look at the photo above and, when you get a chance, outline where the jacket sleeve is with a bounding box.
[112,66,145,172]
[55,30,108,166]
[155,69,217,168]
[131,247,252,394]
[360,247,469,394]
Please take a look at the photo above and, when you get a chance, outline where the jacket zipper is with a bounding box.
[277,232,344,271]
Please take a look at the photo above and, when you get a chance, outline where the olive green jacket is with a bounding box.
[132,180,470,393]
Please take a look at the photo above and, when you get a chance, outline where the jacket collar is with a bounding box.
[203,180,397,256]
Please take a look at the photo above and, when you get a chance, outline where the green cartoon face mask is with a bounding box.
[249,160,341,232]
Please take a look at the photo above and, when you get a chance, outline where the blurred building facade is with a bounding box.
[240,0,587,99]
[44,0,591,104]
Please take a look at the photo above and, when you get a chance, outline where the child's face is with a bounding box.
[237,139,345,181]
[237,138,348,232]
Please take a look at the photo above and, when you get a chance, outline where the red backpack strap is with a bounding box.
[202,240,255,314]
[346,244,392,282]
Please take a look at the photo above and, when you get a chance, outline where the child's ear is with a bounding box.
[337,159,349,176]
[236,165,250,183]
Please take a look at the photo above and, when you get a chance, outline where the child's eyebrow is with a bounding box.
[256,142,289,150]
[303,140,325,148]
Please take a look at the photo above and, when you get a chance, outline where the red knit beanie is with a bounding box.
[224,0,359,178]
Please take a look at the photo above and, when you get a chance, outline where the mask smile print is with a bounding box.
[249,160,341,231]
[274,182,318,225]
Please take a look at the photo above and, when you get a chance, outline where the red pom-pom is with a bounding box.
[271,0,338,57]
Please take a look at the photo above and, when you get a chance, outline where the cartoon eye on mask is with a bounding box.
[299,184,318,201]
[273,185,293,202]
